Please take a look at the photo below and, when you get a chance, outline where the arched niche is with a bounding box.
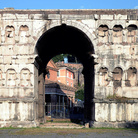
[126,67,137,87]
[6,69,16,87]
[98,25,109,44]
[98,67,109,86]
[112,25,123,44]
[127,25,137,44]
[5,26,15,44]
[112,67,123,89]
[19,25,29,43]
[20,68,31,87]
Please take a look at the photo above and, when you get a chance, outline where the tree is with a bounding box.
[75,88,84,101]
[52,54,66,63]
[52,54,80,63]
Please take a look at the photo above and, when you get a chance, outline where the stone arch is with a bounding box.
[5,25,15,44]
[19,25,29,43]
[34,20,96,54]
[67,20,96,43]
[127,24,137,44]
[98,67,109,86]
[6,69,16,87]
[112,67,123,89]
[112,25,123,44]
[98,25,109,44]
[35,23,95,124]
[125,67,137,87]
[20,68,31,87]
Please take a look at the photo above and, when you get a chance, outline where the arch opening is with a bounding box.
[35,24,95,125]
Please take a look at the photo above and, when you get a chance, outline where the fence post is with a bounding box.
[56,103,58,117]
[50,103,51,116]
[63,103,65,118]
[59,96,60,111]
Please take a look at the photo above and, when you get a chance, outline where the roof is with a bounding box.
[45,79,76,92]
[56,62,75,73]
[47,60,59,71]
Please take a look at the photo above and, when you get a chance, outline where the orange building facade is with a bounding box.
[45,60,58,81]
[56,64,74,87]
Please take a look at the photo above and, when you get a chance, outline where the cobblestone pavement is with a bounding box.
[0,129,138,138]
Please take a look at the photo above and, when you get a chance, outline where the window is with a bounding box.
[57,71,60,77]
[71,73,73,79]
[71,82,73,87]
[67,81,69,85]
[67,71,69,77]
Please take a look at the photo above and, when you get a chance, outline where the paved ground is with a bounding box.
[0,128,138,138]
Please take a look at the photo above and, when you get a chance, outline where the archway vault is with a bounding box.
[36,24,95,66]
[35,24,95,125]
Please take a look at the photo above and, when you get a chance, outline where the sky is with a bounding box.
[0,0,138,10]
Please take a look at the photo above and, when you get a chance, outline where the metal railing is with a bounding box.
[45,103,70,118]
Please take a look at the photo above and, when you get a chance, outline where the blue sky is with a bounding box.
[0,0,138,9]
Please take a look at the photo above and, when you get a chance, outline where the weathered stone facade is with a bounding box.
[0,9,138,127]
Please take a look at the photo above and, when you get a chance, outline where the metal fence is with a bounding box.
[45,103,70,118]
[46,102,84,120]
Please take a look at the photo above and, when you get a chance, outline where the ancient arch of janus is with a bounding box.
[0,9,138,128]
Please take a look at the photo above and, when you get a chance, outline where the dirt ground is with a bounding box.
[0,128,138,138]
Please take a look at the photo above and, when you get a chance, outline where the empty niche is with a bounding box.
[112,25,123,44]
[127,25,137,44]
[20,69,31,87]
[126,67,137,87]
[6,69,16,87]
[19,25,29,43]
[5,26,15,44]
[98,67,109,86]
[112,67,123,89]
[98,25,109,43]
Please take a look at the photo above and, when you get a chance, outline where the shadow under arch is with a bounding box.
[35,24,95,126]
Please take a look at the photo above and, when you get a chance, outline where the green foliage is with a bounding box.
[52,54,80,63]
[75,88,84,101]
[106,94,131,102]
[52,54,66,63]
